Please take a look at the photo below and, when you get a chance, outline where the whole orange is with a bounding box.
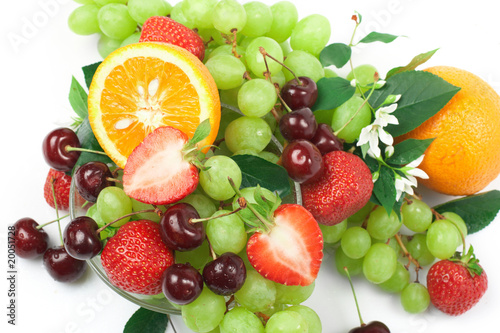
[398,66,500,196]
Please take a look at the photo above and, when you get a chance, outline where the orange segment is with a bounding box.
[88,42,220,168]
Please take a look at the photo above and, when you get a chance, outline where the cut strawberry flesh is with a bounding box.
[247,204,323,286]
[123,126,198,205]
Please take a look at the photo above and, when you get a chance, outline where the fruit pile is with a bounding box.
[13,0,500,332]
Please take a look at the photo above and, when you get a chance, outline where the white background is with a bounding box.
[1,0,500,332]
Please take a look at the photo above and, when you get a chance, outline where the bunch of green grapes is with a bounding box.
[322,198,468,315]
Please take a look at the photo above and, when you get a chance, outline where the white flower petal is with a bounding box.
[407,155,425,168]
[385,145,395,158]
[385,114,399,125]
[357,125,374,146]
[407,167,429,179]
[378,128,394,146]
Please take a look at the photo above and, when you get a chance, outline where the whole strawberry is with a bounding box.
[301,151,373,226]
[43,168,84,210]
[101,220,174,295]
[427,246,487,316]
[140,16,205,61]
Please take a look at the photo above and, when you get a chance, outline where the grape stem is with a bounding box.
[230,29,242,58]
[394,233,422,282]
[344,267,366,327]
[431,208,446,221]
[36,214,70,229]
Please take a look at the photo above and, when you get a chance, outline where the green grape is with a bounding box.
[220,88,242,109]
[175,240,212,270]
[86,204,114,240]
[319,220,347,244]
[258,151,279,164]
[217,108,241,141]
[179,193,217,218]
[239,36,255,49]
[233,149,259,157]
[219,306,264,333]
[366,207,402,241]
[283,50,324,83]
[265,310,308,333]
[200,155,242,201]
[127,0,172,25]
[405,233,435,266]
[211,0,247,35]
[246,37,283,78]
[131,198,162,223]
[225,116,272,153]
[290,14,331,57]
[232,186,278,226]
[182,0,218,29]
[266,1,298,43]
[234,270,276,312]
[363,243,397,284]
[331,95,372,143]
[238,79,277,117]
[347,201,376,224]
[259,303,286,318]
[205,54,246,90]
[206,210,247,255]
[400,283,430,314]
[426,219,459,259]
[68,4,100,35]
[401,199,433,232]
[324,68,338,78]
[442,212,468,245]
[286,305,322,333]
[170,2,194,29]
[95,0,127,5]
[181,286,226,332]
[98,4,137,40]
[120,31,141,47]
[240,1,273,37]
[271,70,286,88]
[341,226,371,259]
[96,186,132,227]
[378,262,410,293]
[208,44,246,64]
[346,64,378,95]
[335,246,364,276]
[280,40,292,56]
[74,0,96,4]
[261,111,277,133]
[275,281,314,305]
[97,34,123,58]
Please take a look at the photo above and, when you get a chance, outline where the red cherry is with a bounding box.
[42,127,81,172]
[14,218,48,259]
[281,140,324,184]
[43,246,87,283]
[281,76,318,110]
[279,107,318,142]
[349,321,391,333]
[310,123,344,155]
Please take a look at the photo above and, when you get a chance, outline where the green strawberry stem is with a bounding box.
[65,146,109,156]
[228,177,273,231]
[36,214,70,230]
[50,178,63,246]
[344,267,365,327]
[190,197,247,224]
[95,209,157,234]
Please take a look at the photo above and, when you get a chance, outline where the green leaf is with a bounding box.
[386,49,439,79]
[433,190,500,234]
[189,119,211,146]
[319,43,352,68]
[312,77,356,111]
[82,62,102,89]
[69,77,88,119]
[387,138,434,166]
[123,307,169,333]
[231,155,291,198]
[358,31,400,44]
[372,165,396,215]
[369,71,461,137]
[71,117,113,175]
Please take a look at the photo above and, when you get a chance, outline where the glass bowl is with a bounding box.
[69,135,302,315]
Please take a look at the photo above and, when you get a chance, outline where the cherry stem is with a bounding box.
[95,209,157,234]
[36,214,70,229]
[50,178,64,246]
[227,177,273,231]
[65,145,109,156]
[190,198,247,224]
[344,267,365,326]
[259,46,301,85]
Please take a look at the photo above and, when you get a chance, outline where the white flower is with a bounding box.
[374,103,399,127]
[395,175,416,201]
[404,154,429,179]
[385,145,395,158]
[357,124,382,158]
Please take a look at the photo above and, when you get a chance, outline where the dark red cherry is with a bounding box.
[281,140,324,184]
[349,321,391,333]
[281,76,318,110]
[63,216,102,260]
[162,263,204,305]
[43,246,87,283]
[279,107,318,142]
[14,218,49,259]
[310,123,344,155]
[42,127,81,172]
[74,161,114,203]
[159,203,205,251]
[202,252,246,296]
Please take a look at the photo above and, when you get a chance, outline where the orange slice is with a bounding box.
[88,42,220,168]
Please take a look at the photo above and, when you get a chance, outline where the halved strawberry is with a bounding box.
[122,126,200,205]
[246,204,323,286]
